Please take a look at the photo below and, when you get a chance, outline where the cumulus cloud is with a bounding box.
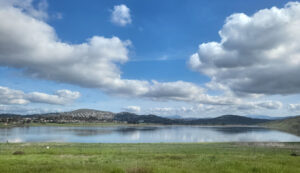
[0,1,239,105]
[0,86,29,104]
[123,106,141,113]
[288,103,300,111]
[237,101,283,110]
[189,2,300,95]
[26,90,80,105]
[146,106,200,116]
[144,80,240,105]
[145,100,283,117]
[110,4,132,26]
[0,86,80,105]
[256,101,282,110]
[0,0,290,113]
[0,0,49,20]
[0,104,63,114]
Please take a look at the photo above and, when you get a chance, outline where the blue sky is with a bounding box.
[1,0,300,117]
[47,0,289,83]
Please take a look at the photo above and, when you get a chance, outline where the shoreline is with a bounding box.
[0,122,263,128]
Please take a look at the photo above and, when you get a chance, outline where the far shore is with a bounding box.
[0,122,263,128]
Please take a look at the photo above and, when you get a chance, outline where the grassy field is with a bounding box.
[0,143,299,173]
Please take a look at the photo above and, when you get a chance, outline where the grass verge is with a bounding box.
[0,143,299,173]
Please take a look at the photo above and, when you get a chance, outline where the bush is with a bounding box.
[12,151,25,155]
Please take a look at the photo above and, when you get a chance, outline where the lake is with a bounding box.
[0,125,299,143]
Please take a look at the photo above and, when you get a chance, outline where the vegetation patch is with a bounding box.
[0,143,299,173]
[12,151,25,155]
[126,167,153,173]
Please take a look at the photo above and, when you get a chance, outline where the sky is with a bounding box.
[1,0,300,117]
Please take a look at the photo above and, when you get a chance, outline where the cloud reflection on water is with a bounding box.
[0,126,299,143]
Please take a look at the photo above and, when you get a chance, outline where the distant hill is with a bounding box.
[24,109,114,122]
[0,109,272,125]
[184,115,270,125]
[164,115,198,120]
[246,115,290,120]
[60,109,114,120]
[115,112,174,124]
[0,114,21,118]
[263,116,300,136]
[164,115,182,119]
[114,113,270,125]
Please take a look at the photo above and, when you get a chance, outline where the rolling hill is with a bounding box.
[263,115,300,136]
[114,112,271,125]
[1,109,271,126]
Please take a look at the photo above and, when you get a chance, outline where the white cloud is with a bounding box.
[123,106,141,113]
[0,0,292,114]
[0,1,239,105]
[111,4,132,26]
[0,104,63,114]
[144,100,283,117]
[288,103,300,111]
[237,101,283,110]
[0,86,80,105]
[146,106,199,116]
[0,0,49,20]
[189,2,300,95]
[26,89,80,105]
[0,86,29,104]
[256,101,282,110]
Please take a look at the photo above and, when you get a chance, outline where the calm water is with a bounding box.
[0,126,299,143]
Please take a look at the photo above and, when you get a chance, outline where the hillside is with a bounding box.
[60,109,114,120]
[26,111,272,125]
[263,116,300,136]
[114,113,270,125]
[0,109,276,126]
[182,115,270,125]
[114,112,174,124]
[25,109,115,122]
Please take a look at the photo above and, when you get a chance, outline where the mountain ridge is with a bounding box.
[263,115,300,136]
[0,109,271,125]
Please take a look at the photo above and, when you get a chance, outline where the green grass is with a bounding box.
[0,143,299,173]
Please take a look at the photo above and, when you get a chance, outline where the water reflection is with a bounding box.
[210,126,268,134]
[58,128,115,136]
[115,126,160,134]
[0,125,299,143]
